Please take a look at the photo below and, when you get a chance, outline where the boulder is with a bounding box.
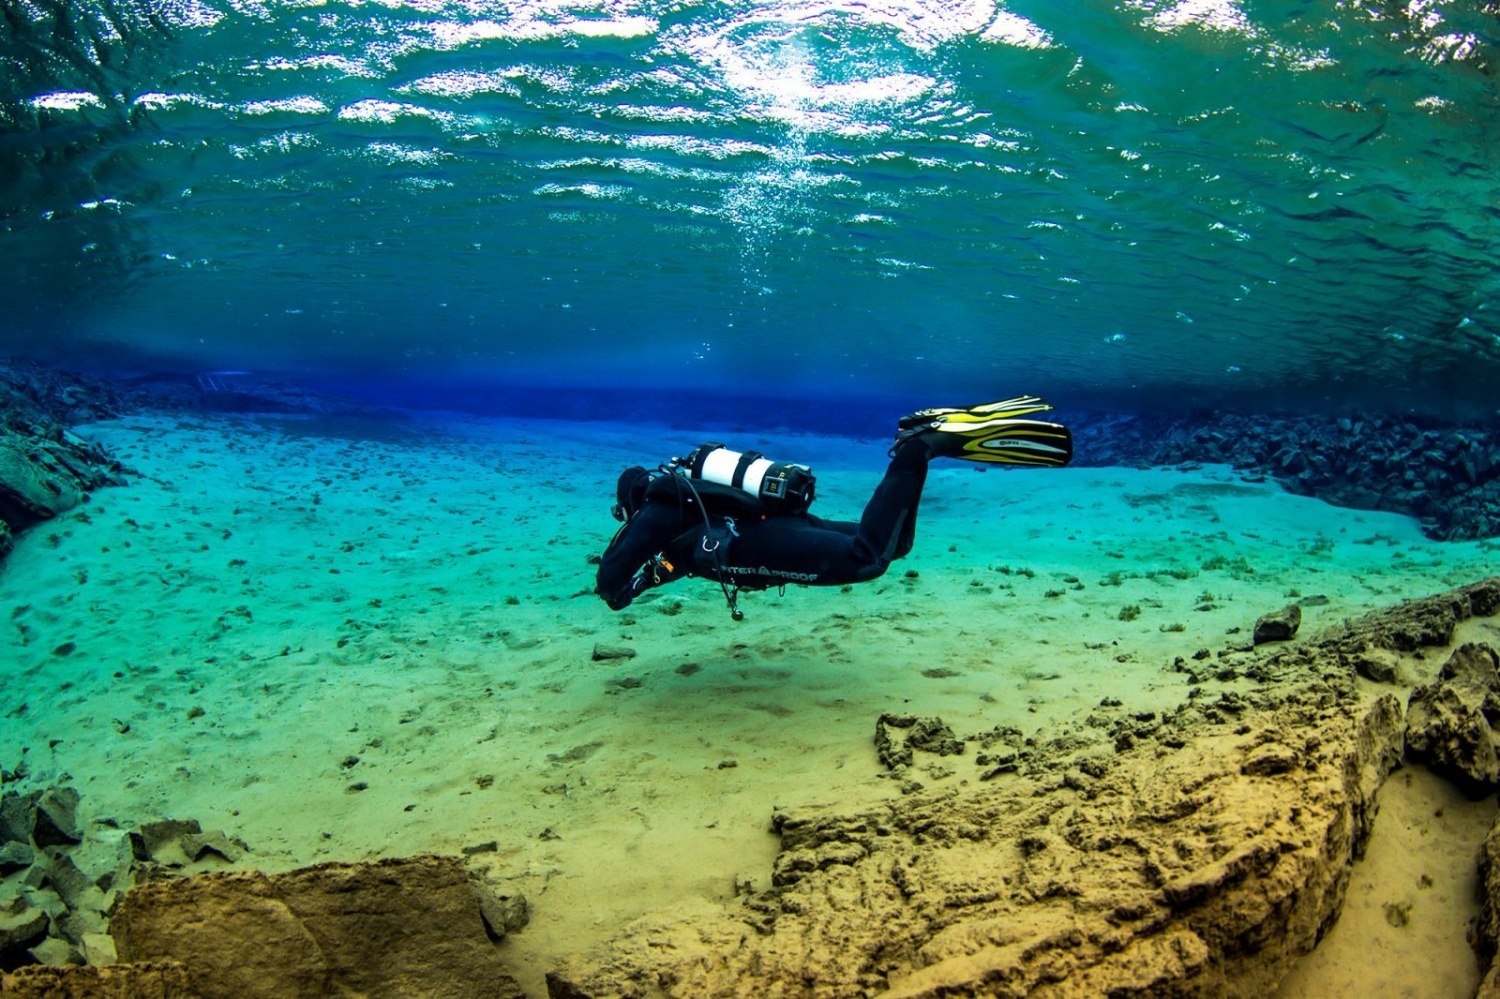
[1404,643,1500,792]
[39,850,94,912]
[0,841,33,875]
[31,786,82,849]
[1253,604,1302,645]
[0,792,38,847]
[111,854,527,999]
[0,902,50,968]
[126,818,247,869]
[1350,644,1402,684]
[128,819,204,862]
[25,935,80,967]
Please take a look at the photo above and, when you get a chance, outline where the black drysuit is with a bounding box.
[595,441,930,611]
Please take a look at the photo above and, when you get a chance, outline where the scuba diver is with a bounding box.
[595,396,1074,619]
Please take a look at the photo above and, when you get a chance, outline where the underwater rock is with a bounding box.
[111,854,526,999]
[0,363,130,556]
[473,879,530,939]
[1327,580,1494,658]
[1404,643,1500,792]
[1241,741,1300,776]
[181,830,247,865]
[0,903,51,969]
[127,819,249,871]
[30,787,82,849]
[1349,644,1402,684]
[545,583,1500,998]
[875,713,965,770]
[0,841,34,875]
[25,935,80,967]
[127,819,204,862]
[0,431,125,536]
[0,792,38,848]
[552,690,1406,998]
[1253,604,1302,645]
[120,370,399,419]
[1477,817,1500,996]
[0,362,130,428]
[39,849,95,914]
[0,784,195,976]
[909,718,964,755]
[1069,409,1500,541]
[0,962,196,997]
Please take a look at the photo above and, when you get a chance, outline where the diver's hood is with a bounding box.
[613,465,651,521]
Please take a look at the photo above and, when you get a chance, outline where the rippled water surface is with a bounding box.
[3,0,1498,411]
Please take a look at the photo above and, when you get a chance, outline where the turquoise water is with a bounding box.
[3,0,1498,413]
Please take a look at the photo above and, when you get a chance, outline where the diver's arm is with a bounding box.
[595,502,685,610]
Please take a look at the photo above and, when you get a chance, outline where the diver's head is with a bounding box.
[612,466,650,522]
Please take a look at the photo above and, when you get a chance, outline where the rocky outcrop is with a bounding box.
[1478,821,1500,998]
[3,853,528,997]
[546,579,1500,998]
[109,855,526,999]
[1072,411,1500,540]
[1,784,529,998]
[0,363,129,559]
[1404,643,1500,793]
[0,786,122,971]
[0,363,131,429]
[0,430,125,556]
[551,697,1403,998]
[0,783,261,977]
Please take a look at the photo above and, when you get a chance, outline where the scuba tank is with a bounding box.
[672,442,816,515]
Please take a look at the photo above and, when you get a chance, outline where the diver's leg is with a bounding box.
[718,441,930,586]
[850,438,928,570]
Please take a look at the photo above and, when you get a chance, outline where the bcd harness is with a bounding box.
[629,444,819,620]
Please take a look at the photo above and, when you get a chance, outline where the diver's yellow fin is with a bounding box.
[895,397,1073,466]
[926,416,1073,466]
[897,395,1053,431]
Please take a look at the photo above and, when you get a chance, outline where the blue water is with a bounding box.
[3,0,1498,416]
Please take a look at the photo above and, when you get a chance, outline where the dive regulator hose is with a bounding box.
[662,464,744,621]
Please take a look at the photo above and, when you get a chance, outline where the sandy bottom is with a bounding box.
[2,411,1495,992]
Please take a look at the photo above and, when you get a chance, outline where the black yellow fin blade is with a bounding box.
[897,395,1053,431]
[932,417,1074,466]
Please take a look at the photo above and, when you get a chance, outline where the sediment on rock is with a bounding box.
[106,855,526,999]
[548,579,1500,998]
[0,962,196,998]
